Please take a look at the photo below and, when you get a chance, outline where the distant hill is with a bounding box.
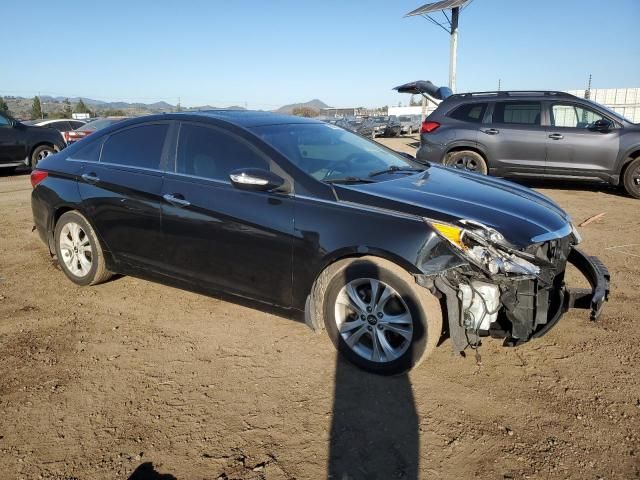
[276,99,330,114]
[1,96,246,120]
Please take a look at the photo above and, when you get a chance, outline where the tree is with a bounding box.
[0,96,9,115]
[74,98,91,115]
[62,98,73,118]
[409,95,421,107]
[292,107,318,118]
[31,96,43,120]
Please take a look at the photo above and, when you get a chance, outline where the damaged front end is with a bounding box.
[416,219,610,354]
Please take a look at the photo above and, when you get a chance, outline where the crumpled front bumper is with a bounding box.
[529,248,610,340]
[565,248,610,320]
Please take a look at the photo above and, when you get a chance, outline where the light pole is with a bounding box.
[405,0,471,93]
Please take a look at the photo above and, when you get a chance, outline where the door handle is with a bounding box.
[483,128,499,135]
[81,173,100,184]
[549,133,564,140]
[163,193,191,208]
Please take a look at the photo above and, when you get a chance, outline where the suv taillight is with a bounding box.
[30,170,48,188]
[421,121,440,133]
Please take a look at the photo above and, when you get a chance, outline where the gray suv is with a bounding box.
[416,91,640,199]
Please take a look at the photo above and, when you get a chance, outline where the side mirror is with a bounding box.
[592,119,612,132]
[229,168,287,193]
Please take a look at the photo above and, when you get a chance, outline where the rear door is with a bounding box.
[160,121,295,306]
[545,102,620,176]
[479,100,547,175]
[77,121,171,271]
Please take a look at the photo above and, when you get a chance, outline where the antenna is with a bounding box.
[405,0,471,93]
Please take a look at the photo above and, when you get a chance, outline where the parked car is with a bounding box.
[399,115,420,135]
[336,117,375,138]
[65,117,129,144]
[414,89,640,199]
[31,111,609,375]
[371,116,401,137]
[0,112,66,170]
[23,119,87,145]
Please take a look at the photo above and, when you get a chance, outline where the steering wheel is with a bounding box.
[325,153,370,179]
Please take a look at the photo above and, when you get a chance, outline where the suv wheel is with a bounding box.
[622,158,640,199]
[445,150,488,175]
[31,144,55,168]
[319,257,442,375]
[54,211,112,286]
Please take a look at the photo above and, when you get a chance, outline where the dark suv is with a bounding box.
[416,91,640,199]
[0,112,66,170]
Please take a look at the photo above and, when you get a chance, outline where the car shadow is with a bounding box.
[128,462,176,480]
[0,166,29,177]
[328,261,420,480]
[511,178,631,198]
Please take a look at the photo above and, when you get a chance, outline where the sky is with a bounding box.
[2,0,639,109]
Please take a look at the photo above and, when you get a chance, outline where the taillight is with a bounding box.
[30,170,48,188]
[421,121,441,133]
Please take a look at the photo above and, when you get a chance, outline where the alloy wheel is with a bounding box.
[453,155,479,172]
[37,148,54,161]
[334,278,413,363]
[59,222,93,277]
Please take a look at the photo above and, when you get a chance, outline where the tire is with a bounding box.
[319,256,442,375]
[31,144,56,168]
[54,211,112,286]
[622,158,640,199]
[444,150,488,175]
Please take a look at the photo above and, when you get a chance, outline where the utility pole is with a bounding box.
[449,6,459,92]
[498,78,501,92]
[585,74,592,100]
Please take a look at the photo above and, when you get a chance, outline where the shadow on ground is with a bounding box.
[128,462,176,480]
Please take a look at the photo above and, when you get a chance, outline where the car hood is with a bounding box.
[334,166,571,248]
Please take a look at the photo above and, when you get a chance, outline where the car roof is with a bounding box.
[189,110,322,127]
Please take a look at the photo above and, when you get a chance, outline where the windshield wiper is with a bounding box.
[368,166,425,178]
[323,177,377,184]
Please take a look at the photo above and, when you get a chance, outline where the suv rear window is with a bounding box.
[449,103,487,123]
[493,102,541,125]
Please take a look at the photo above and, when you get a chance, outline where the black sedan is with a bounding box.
[30,111,609,375]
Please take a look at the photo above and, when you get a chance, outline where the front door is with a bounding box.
[0,114,25,164]
[545,102,620,177]
[160,121,294,307]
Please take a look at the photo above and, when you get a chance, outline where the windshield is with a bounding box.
[585,99,633,124]
[399,116,412,122]
[252,123,420,182]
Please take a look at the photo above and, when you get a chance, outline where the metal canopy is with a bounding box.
[404,0,468,17]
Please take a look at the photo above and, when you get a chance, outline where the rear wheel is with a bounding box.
[320,257,442,375]
[31,144,55,168]
[445,150,488,175]
[54,211,112,286]
[622,158,640,199]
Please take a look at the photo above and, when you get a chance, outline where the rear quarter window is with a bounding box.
[492,101,541,125]
[448,103,488,123]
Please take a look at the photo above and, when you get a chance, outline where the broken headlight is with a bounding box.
[426,219,541,276]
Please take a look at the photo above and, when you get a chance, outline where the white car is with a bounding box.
[22,119,87,143]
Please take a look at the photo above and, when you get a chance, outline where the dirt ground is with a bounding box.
[1,137,639,480]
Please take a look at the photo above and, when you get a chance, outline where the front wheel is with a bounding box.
[622,158,640,199]
[444,150,488,175]
[54,211,112,286]
[31,144,56,168]
[320,257,442,375]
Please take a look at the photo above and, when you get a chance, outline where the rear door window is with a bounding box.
[449,103,488,123]
[101,123,169,170]
[492,101,541,125]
